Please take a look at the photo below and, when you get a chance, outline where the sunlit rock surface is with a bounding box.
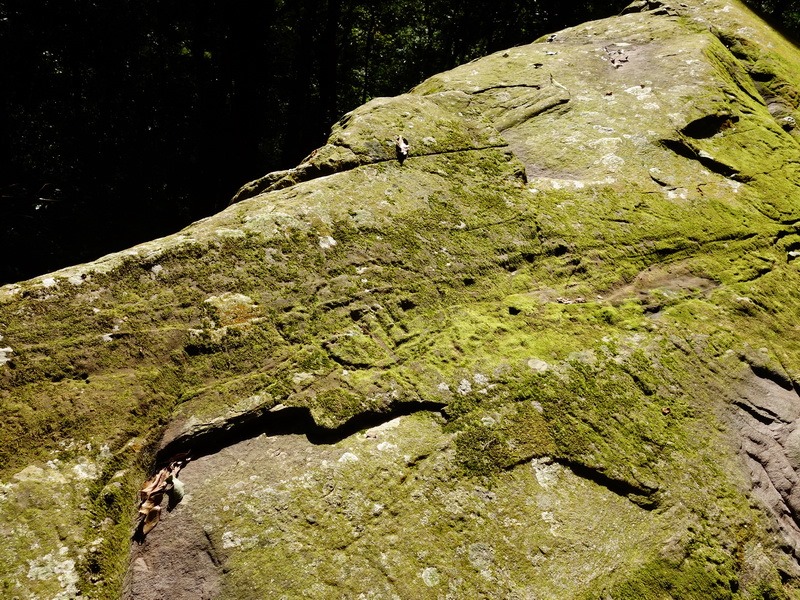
[2,0,800,597]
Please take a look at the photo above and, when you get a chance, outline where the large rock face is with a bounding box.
[2,0,800,597]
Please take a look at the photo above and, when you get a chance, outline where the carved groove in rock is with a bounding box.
[659,138,743,179]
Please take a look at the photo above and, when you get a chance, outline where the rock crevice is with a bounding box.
[156,401,448,467]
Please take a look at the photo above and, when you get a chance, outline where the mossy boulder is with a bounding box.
[2,0,800,597]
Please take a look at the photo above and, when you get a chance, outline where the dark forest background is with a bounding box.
[2,0,798,285]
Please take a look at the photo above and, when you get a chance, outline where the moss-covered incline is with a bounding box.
[2,0,800,598]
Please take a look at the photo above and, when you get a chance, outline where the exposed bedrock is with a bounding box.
[2,0,800,598]
[731,366,800,560]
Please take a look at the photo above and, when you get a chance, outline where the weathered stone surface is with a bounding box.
[2,0,800,598]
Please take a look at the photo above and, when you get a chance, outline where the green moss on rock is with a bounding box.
[2,0,800,597]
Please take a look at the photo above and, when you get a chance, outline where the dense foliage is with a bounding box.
[751,0,800,37]
[0,0,795,284]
